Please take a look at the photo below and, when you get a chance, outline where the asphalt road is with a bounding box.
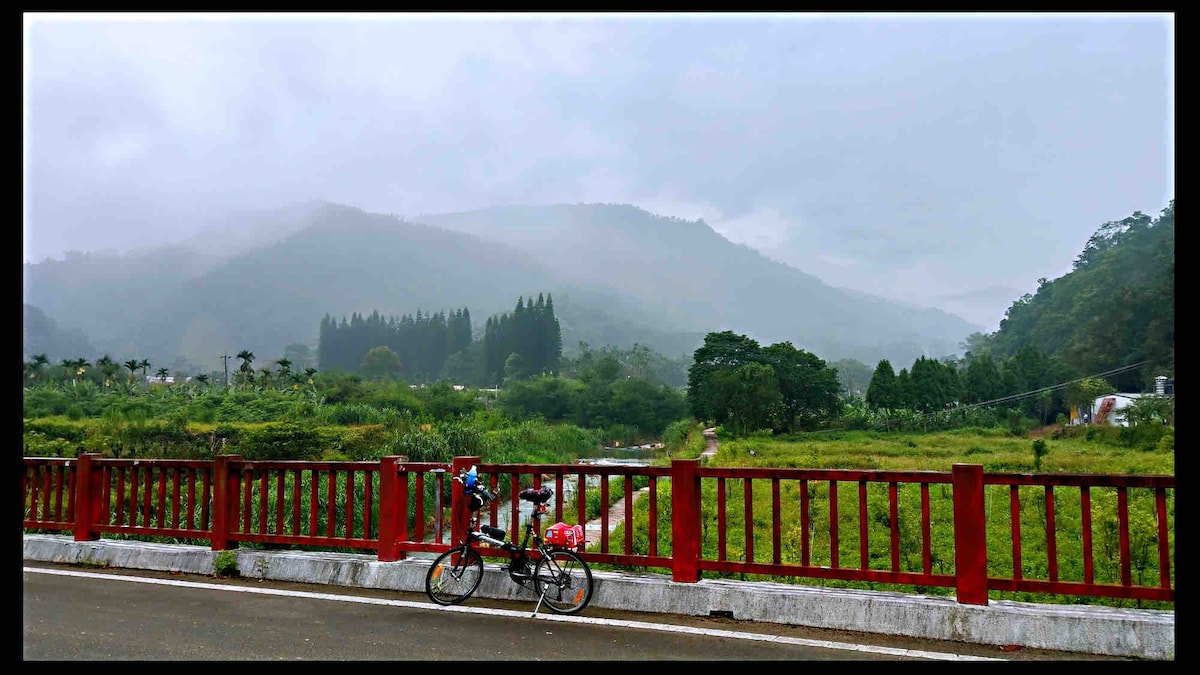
[22,562,1128,661]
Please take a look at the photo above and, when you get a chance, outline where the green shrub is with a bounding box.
[213,550,239,577]
[1156,429,1174,452]
[1032,438,1048,471]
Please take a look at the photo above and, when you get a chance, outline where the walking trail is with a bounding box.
[583,428,719,547]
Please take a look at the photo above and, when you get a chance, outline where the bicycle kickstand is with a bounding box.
[531,585,549,617]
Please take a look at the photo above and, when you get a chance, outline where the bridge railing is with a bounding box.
[23,453,1174,606]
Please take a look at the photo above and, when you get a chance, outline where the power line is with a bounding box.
[948,360,1151,415]
[817,360,1155,434]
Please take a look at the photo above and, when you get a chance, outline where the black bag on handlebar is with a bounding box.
[519,486,554,504]
[468,486,495,512]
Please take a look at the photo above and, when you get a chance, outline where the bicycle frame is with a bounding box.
[470,491,552,582]
[425,470,592,616]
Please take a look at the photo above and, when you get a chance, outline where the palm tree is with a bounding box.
[138,359,151,382]
[61,358,89,385]
[96,355,117,388]
[28,353,49,383]
[235,350,255,385]
[124,359,141,385]
[155,367,170,383]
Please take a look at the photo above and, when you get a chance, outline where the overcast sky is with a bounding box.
[23,12,1173,331]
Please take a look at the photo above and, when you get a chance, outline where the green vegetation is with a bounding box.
[22,201,1174,611]
[213,550,239,578]
[604,426,1174,610]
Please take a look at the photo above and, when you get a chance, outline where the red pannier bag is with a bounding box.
[544,522,584,549]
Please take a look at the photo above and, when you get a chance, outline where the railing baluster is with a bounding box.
[345,470,355,538]
[771,478,782,565]
[1081,486,1093,584]
[858,479,869,570]
[799,479,811,567]
[648,478,658,558]
[829,479,839,569]
[920,482,931,575]
[325,468,337,538]
[1156,487,1171,589]
[744,478,754,563]
[1010,485,1023,581]
[363,469,373,540]
[889,482,900,572]
[1118,487,1131,587]
[1045,485,1058,582]
[716,477,727,562]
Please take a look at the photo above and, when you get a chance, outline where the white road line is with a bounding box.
[24,566,1005,661]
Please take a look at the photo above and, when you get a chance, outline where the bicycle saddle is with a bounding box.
[518,486,554,504]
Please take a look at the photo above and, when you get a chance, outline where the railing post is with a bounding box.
[448,456,481,548]
[670,458,702,582]
[952,463,988,605]
[378,456,405,562]
[211,455,241,551]
[72,453,102,542]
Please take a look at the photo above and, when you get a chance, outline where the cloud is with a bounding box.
[24,12,1173,331]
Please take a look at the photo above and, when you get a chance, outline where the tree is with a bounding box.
[26,353,49,384]
[235,350,255,385]
[711,362,781,436]
[865,359,899,410]
[761,342,841,432]
[95,355,118,387]
[1063,377,1114,422]
[60,357,89,385]
[155,367,169,383]
[360,346,404,381]
[908,356,960,414]
[124,359,141,385]
[687,331,762,423]
[960,354,1004,405]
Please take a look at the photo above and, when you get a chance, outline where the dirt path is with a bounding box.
[701,427,718,462]
[583,429,719,547]
[584,486,649,549]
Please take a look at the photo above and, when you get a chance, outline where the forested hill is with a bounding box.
[966,200,1174,391]
[24,201,976,369]
[417,204,976,364]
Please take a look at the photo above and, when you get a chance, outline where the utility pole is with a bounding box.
[221,354,231,388]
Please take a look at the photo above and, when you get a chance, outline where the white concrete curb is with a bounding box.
[23,534,1173,660]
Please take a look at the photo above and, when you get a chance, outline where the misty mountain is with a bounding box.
[418,204,978,363]
[22,201,977,372]
[22,303,96,363]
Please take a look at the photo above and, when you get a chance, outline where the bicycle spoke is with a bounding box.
[425,547,483,606]
[533,548,593,615]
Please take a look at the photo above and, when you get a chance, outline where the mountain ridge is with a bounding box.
[23,201,978,370]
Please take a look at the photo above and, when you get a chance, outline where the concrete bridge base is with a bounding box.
[22,534,1174,660]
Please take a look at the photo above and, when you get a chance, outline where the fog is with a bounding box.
[24,12,1173,330]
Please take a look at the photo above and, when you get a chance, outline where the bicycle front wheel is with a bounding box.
[425,546,484,606]
[533,548,593,615]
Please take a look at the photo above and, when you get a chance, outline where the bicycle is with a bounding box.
[424,466,594,616]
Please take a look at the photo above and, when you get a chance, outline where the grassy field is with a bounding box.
[709,425,1174,475]
[603,423,1174,610]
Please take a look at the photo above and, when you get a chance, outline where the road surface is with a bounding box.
[23,562,1128,661]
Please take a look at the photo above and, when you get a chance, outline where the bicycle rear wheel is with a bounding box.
[533,548,593,615]
[425,546,484,606]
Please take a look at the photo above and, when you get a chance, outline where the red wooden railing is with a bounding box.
[23,453,1174,606]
